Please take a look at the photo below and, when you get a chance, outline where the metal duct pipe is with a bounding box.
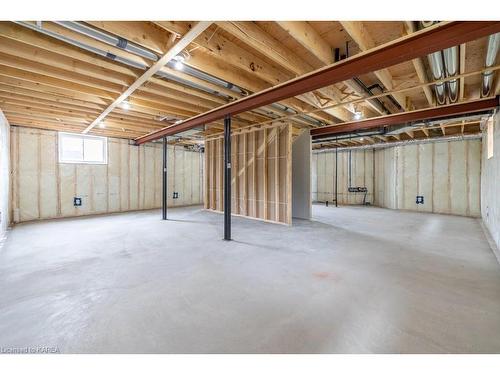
[314,133,481,153]
[482,33,500,97]
[421,21,459,105]
[55,21,246,95]
[15,21,148,70]
[17,21,323,126]
[427,51,447,104]
[15,21,227,98]
[55,21,159,61]
[443,46,459,102]
[421,21,436,28]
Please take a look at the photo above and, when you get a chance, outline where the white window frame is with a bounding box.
[58,132,108,165]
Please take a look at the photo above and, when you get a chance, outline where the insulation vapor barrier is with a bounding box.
[10,127,204,223]
[312,138,481,217]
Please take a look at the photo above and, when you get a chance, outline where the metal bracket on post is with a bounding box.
[162,136,168,220]
[224,115,231,240]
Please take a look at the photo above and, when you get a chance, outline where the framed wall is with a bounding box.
[204,124,292,225]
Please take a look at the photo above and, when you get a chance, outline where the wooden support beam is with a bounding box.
[136,21,500,144]
[459,43,467,100]
[83,21,212,133]
[404,21,434,106]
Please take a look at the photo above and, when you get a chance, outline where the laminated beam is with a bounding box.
[135,21,500,144]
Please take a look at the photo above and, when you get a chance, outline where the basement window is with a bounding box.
[58,132,108,164]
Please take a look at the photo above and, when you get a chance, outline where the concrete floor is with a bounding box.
[1,204,500,353]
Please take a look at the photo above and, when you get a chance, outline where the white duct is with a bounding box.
[482,33,500,97]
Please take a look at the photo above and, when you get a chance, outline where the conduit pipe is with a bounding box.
[482,33,500,97]
[338,45,393,114]
[314,133,481,152]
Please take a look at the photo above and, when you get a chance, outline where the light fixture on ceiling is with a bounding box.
[354,111,363,120]
[359,137,364,141]
[98,121,105,128]
[173,55,185,70]
[121,101,130,110]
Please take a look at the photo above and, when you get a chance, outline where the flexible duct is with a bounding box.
[482,33,500,97]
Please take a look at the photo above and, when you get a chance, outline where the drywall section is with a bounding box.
[0,110,10,242]
[292,130,311,219]
[374,139,481,216]
[481,112,500,253]
[10,126,203,223]
[312,149,375,205]
[204,124,292,225]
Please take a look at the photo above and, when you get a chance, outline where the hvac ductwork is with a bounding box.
[421,22,460,104]
[17,21,323,126]
[55,21,159,61]
[443,46,459,103]
[481,33,500,97]
[427,51,447,104]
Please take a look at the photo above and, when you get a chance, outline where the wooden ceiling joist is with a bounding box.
[339,21,408,110]
[0,21,498,142]
[82,21,212,133]
[136,21,500,144]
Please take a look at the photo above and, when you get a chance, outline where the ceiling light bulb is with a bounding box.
[98,121,105,128]
[354,111,362,120]
[121,101,130,110]
[359,137,364,141]
[174,60,184,70]
[173,55,185,70]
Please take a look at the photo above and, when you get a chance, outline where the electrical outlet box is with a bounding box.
[74,197,82,206]
[416,196,424,204]
[173,192,179,199]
